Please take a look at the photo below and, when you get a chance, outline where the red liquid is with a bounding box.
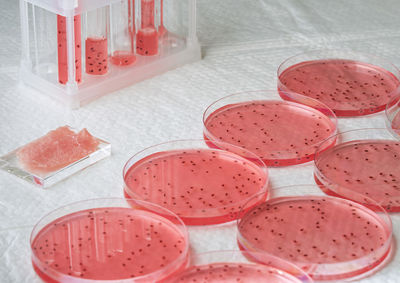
[124,149,268,225]
[85,37,108,75]
[57,15,82,84]
[136,28,158,56]
[315,140,400,212]
[204,100,336,166]
[31,207,187,282]
[238,196,391,280]
[111,51,136,66]
[279,59,400,116]
[171,262,302,283]
[137,0,157,55]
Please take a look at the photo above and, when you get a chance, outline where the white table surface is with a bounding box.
[1,0,400,282]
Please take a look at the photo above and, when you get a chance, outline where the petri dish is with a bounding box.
[237,185,393,281]
[165,250,313,283]
[30,198,189,282]
[314,128,400,212]
[123,140,269,225]
[203,90,337,166]
[278,50,400,117]
[385,92,400,138]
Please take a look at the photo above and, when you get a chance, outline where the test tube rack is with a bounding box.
[19,0,201,108]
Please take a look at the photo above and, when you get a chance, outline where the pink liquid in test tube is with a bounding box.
[110,0,136,66]
[57,15,82,84]
[85,38,108,75]
[85,7,109,75]
[136,0,158,56]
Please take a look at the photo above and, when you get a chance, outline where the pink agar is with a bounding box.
[136,28,158,56]
[124,149,268,225]
[238,196,391,280]
[204,100,336,166]
[279,59,400,116]
[57,15,82,84]
[31,207,187,282]
[85,37,108,75]
[137,0,158,55]
[111,51,136,66]
[17,126,99,175]
[315,140,400,212]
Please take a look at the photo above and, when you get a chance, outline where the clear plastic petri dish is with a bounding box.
[166,251,313,283]
[278,50,400,117]
[314,128,400,212]
[237,185,393,281]
[203,90,337,167]
[123,140,269,225]
[385,92,400,138]
[30,198,189,282]
[165,250,313,283]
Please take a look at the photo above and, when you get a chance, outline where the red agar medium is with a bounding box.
[123,140,268,225]
[111,51,137,66]
[278,53,400,117]
[57,15,82,84]
[165,250,313,283]
[137,0,158,55]
[314,129,400,212]
[85,37,108,75]
[136,28,158,56]
[237,186,392,281]
[203,92,337,166]
[16,126,99,175]
[31,199,189,282]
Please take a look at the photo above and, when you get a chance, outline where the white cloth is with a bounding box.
[1,0,400,282]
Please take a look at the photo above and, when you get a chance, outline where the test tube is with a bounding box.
[110,0,136,66]
[158,0,166,37]
[57,15,82,84]
[136,0,158,56]
[85,7,109,75]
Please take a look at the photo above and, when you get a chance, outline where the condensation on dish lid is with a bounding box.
[165,250,313,283]
[237,185,393,281]
[30,198,189,282]
[314,128,400,212]
[203,90,337,167]
[0,126,111,188]
[385,92,400,138]
[123,139,269,225]
[277,50,400,117]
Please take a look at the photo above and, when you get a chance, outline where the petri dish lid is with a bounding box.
[278,49,400,117]
[314,128,400,212]
[237,185,393,281]
[165,250,313,282]
[203,90,337,166]
[30,198,189,282]
[123,139,269,225]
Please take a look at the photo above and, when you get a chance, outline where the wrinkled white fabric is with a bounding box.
[1,0,400,282]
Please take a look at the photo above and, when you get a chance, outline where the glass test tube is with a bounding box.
[85,7,109,75]
[110,0,136,66]
[136,0,158,56]
[158,0,167,37]
[57,15,82,84]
